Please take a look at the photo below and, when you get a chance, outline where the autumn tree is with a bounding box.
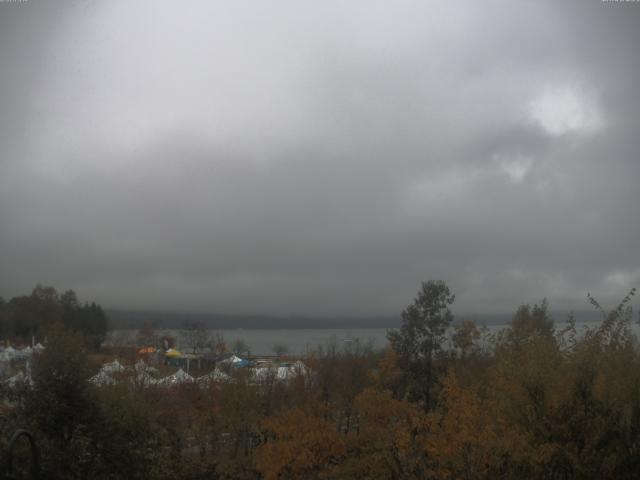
[369,347,404,398]
[231,338,251,355]
[508,299,554,344]
[388,280,455,410]
[451,319,482,358]
[181,319,210,354]
[256,408,346,480]
[16,326,100,477]
[426,372,517,480]
[212,331,228,355]
[92,384,181,479]
[216,369,260,475]
[342,388,428,479]
[333,338,376,434]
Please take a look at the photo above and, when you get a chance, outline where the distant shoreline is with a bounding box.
[106,309,608,331]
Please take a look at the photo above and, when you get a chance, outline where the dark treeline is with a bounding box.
[0,285,108,348]
[1,281,640,479]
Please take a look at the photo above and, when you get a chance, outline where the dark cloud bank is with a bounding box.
[1,1,639,320]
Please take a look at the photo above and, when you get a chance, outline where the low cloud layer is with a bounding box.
[1,1,639,317]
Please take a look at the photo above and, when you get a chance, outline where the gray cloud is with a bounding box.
[1,0,639,317]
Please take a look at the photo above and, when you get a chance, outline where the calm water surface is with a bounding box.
[106,320,633,355]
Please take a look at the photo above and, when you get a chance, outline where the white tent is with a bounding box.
[197,369,230,385]
[7,370,33,388]
[157,368,194,386]
[12,349,29,360]
[135,359,158,374]
[253,361,309,383]
[90,359,128,386]
[276,366,292,380]
[7,371,24,387]
[101,359,125,374]
[253,365,291,381]
[253,364,275,380]
[90,371,117,386]
[220,354,246,364]
[134,360,158,386]
[3,346,17,358]
[292,360,309,376]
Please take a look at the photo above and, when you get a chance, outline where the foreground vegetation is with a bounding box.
[1,282,639,479]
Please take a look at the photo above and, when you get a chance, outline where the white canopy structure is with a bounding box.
[89,370,117,386]
[6,370,33,388]
[196,369,231,385]
[2,347,17,359]
[134,360,158,386]
[156,368,194,386]
[101,359,125,374]
[89,359,128,386]
[253,366,271,381]
[253,361,308,383]
[220,354,245,364]
[291,360,309,376]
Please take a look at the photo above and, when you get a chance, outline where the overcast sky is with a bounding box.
[1,0,639,317]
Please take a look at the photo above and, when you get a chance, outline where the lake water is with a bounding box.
[106,319,635,355]
[107,328,391,355]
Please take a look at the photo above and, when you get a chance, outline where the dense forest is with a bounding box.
[0,285,108,349]
[1,281,639,479]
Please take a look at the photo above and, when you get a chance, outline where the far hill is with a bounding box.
[105,309,608,330]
